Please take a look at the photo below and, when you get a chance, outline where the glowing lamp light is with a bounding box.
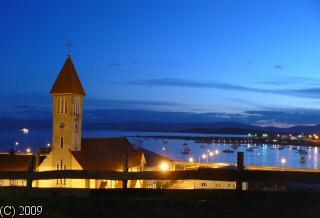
[209,152,214,156]
[202,154,207,159]
[281,158,286,164]
[159,162,169,171]
[188,157,194,163]
[215,150,219,155]
[47,143,51,147]
[15,142,19,146]
[161,146,166,151]
[26,148,31,153]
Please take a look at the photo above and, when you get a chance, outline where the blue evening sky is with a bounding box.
[1,0,320,126]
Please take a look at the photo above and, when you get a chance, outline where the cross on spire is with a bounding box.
[65,42,74,56]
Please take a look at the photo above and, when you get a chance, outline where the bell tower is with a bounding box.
[50,56,86,179]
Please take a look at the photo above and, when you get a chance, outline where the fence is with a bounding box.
[1,152,320,190]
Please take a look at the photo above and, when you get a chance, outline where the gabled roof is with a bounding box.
[50,56,86,96]
[0,153,33,172]
[137,148,173,167]
[71,138,144,171]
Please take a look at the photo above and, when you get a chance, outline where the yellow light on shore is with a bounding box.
[159,162,169,171]
[188,157,194,163]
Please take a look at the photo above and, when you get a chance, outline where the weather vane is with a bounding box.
[66,42,74,56]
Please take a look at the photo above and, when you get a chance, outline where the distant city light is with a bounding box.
[26,148,31,153]
[202,154,207,159]
[215,150,219,155]
[47,143,51,147]
[209,152,214,156]
[15,142,19,146]
[281,158,286,164]
[188,157,194,163]
[159,162,169,171]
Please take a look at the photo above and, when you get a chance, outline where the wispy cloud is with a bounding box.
[86,98,183,108]
[126,78,320,99]
[108,63,123,67]
[258,76,320,86]
[274,64,283,70]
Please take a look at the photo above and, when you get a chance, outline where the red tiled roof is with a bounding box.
[0,154,33,172]
[71,138,144,171]
[50,56,86,96]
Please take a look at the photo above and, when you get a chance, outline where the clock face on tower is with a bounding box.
[59,122,65,129]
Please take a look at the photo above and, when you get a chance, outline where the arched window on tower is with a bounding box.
[74,97,80,115]
[60,137,64,148]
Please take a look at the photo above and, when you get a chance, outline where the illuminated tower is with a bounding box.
[50,56,85,184]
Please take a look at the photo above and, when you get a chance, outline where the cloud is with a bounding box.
[108,63,123,67]
[128,78,265,92]
[126,78,320,99]
[86,98,182,108]
[258,76,320,86]
[274,64,283,70]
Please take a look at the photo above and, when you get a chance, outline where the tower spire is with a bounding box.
[50,56,86,96]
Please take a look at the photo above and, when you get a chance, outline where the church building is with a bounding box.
[35,56,150,188]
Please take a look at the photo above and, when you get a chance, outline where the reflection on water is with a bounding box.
[133,138,320,169]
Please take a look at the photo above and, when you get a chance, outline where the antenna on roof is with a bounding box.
[65,42,74,56]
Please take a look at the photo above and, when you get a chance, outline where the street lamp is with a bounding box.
[159,161,169,171]
[281,158,286,168]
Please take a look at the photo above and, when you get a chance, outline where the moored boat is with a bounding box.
[300,156,306,164]
[223,149,234,153]
[246,147,254,152]
[298,149,307,155]
[181,145,191,155]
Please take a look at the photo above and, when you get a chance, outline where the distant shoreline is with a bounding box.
[135,135,318,147]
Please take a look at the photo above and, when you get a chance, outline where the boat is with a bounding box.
[300,156,306,164]
[246,147,254,152]
[223,149,234,153]
[231,144,239,150]
[298,149,307,155]
[181,145,191,155]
